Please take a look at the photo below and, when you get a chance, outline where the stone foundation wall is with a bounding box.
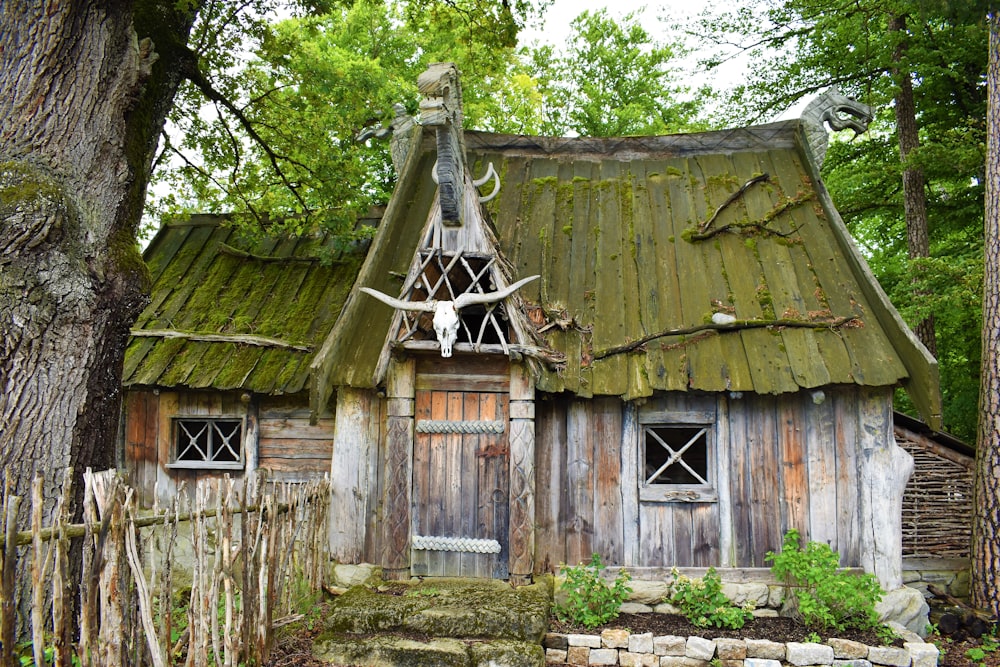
[902,559,970,600]
[543,629,939,667]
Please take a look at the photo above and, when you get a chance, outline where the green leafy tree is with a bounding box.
[691,0,988,437]
[152,0,544,239]
[522,9,702,137]
[151,3,703,237]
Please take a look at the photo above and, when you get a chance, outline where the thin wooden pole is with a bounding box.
[1,493,21,667]
[30,476,49,667]
[51,470,72,667]
[123,492,167,667]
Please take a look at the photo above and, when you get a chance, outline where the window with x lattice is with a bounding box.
[170,417,244,469]
[640,423,717,502]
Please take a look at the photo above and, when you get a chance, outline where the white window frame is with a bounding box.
[168,416,246,470]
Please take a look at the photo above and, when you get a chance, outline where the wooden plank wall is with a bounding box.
[124,390,159,507]
[329,388,383,563]
[636,394,721,569]
[534,386,874,575]
[258,395,334,483]
[535,395,623,571]
[123,390,332,508]
[727,389,862,567]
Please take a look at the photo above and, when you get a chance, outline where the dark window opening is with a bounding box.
[644,425,709,486]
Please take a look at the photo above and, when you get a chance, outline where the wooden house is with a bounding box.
[121,210,380,507]
[122,64,941,591]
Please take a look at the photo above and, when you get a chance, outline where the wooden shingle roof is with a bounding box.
[314,121,941,426]
[124,215,368,396]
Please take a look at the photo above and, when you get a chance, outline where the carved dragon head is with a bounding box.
[360,275,539,357]
[802,86,874,166]
[816,86,873,135]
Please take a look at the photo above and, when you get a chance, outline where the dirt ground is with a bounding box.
[265,604,999,667]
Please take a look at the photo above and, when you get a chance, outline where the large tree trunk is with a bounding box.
[971,11,1000,619]
[889,14,937,358]
[0,0,197,637]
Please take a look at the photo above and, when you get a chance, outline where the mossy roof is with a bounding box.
[123,215,368,395]
[314,121,941,427]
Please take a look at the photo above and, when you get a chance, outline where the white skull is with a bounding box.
[431,301,461,357]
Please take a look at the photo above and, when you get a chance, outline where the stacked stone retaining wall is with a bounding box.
[542,629,939,667]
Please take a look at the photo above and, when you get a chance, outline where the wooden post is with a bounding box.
[857,387,912,590]
[508,364,535,583]
[52,471,72,667]
[90,470,125,667]
[330,387,379,562]
[30,476,48,667]
[381,357,415,580]
[620,403,640,568]
[1,492,20,667]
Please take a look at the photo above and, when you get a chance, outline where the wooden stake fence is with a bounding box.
[0,468,330,667]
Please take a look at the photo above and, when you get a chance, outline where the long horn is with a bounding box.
[474,162,501,203]
[360,287,437,312]
[453,275,540,309]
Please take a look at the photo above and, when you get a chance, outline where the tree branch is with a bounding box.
[130,328,311,352]
[178,47,314,215]
[592,316,860,360]
[697,173,770,233]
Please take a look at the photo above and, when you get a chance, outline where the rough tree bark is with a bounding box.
[971,11,1000,619]
[0,0,199,636]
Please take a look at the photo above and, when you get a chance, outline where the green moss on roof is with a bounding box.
[124,217,366,395]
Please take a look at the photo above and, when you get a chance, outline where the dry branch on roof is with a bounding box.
[592,316,861,360]
[130,329,312,352]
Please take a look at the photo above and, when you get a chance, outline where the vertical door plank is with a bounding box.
[565,401,594,566]
[534,400,567,572]
[462,391,481,577]
[779,397,809,538]
[593,397,624,564]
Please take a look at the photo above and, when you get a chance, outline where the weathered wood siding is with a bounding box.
[258,395,335,482]
[122,390,251,506]
[726,389,861,567]
[123,390,160,507]
[534,386,881,574]
[123,389,334,507]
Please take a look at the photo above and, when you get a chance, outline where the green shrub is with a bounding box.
[670,567,754,629]
[767,529,883,633]
[553,554,632,629]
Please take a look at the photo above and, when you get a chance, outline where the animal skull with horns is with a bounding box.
[360,275,539,357]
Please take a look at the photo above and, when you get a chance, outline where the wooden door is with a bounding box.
[411,388,509,578]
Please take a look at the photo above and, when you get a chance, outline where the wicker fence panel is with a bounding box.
[898,431,974,558]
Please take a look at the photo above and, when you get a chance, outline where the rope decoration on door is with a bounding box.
[412,535,502,554]
[415,420,505,434]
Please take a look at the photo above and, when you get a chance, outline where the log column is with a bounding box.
[858,386,913,590]
[508,363,536,584]
[381,357,415,580]
[330,387,379,562]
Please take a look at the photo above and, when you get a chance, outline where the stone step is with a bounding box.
[313,635,545,666]
[323,578,550,642]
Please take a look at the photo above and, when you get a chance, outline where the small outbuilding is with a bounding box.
[122,64,941,592]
